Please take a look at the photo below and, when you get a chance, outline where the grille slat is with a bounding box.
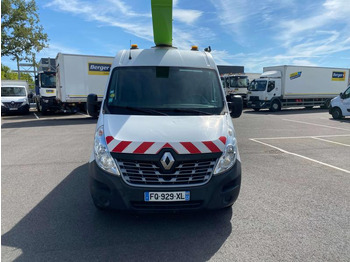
[3,102,23,109]
[117,158,217,187]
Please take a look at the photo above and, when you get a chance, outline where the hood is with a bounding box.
[1,96,27,103]
[103,114,229,154]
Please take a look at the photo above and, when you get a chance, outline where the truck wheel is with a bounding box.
[331,108,342,119]
[269,100,281,112]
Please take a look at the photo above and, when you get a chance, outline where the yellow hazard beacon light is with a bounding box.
[130,44,138,49]
[191,45,199,51]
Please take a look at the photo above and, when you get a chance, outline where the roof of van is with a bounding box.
[112,47,217,70]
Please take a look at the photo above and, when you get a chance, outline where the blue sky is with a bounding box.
[2,0,350,73]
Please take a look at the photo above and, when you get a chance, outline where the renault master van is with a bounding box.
[87,46,243,211]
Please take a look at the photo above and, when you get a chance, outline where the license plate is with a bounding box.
[9,108,18,110]
[144,191,190,202]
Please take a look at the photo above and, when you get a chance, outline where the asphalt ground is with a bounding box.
[1,108,350,261]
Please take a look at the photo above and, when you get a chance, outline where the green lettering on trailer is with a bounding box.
[151,0,173,46]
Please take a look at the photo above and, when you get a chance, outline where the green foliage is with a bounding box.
[1,0,48,63]
[1,64,34,84]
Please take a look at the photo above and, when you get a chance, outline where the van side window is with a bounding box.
[267,81,275,92]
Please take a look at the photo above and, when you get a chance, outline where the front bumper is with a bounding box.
[1,104,29,114]
[247,100,269,109]
[89,160,241,212]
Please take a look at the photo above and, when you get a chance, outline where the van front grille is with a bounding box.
[2,102,23,108]
[116,158,217,187]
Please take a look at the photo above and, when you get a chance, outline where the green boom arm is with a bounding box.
[151,0,173,46]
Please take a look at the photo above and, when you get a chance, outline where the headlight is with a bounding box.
[94,126,120,176]
[213,127,237,175]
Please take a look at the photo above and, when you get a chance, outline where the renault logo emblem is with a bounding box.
[160,152,175,170]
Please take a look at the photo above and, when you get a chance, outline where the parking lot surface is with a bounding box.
[2,108,350,261]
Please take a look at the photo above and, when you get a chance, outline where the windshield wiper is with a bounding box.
[115,106,168,116]
[169,108,213,115]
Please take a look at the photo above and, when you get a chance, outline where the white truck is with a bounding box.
[1,80,32,115]
[329,85,350,119]
[86,0,243,212]
[247,65,350,111]
[34,71,57,114]
[55,53,114,113]
[221,74,249,104]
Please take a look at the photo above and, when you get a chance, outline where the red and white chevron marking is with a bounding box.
[105,136,227,154]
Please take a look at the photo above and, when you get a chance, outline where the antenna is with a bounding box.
[129,40,132,60]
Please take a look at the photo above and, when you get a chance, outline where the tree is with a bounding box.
[1,0,48,78]
[1,64,34,85]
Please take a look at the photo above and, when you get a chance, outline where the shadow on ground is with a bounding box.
[2,164,232,261]
[2,116,96,129]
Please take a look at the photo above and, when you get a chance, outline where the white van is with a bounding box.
[329,85,350,119]
[87,46,243,211]
[1,80,32,115]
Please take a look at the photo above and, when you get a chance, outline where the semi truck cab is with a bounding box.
[35,71,58,114]
[222,74,249,104]
[247,71,282,111]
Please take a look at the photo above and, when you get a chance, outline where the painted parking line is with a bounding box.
[33,113,40,119]
[282,119,350,131]
[311,137,350,147]
[250,138,350,174]
[251,134,350,140]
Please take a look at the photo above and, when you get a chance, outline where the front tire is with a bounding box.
[331,108,343,119]
[269,100,281,112]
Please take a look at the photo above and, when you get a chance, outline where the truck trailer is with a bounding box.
[55,53,114,113]
[247,65,350,111]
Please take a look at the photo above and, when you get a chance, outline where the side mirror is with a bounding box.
[229,95,243,118]
[87,93,99,118]
[339,92,343,98]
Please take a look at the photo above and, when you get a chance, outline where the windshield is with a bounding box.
[229,76,249,88]
[106,66,224,115]
[248,80,267,91]
[40,73,56,88]
[1,87,27,97]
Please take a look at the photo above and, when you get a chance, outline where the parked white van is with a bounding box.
[87,46,243,211]
[1,80,32,115]
[329,85,350,119]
